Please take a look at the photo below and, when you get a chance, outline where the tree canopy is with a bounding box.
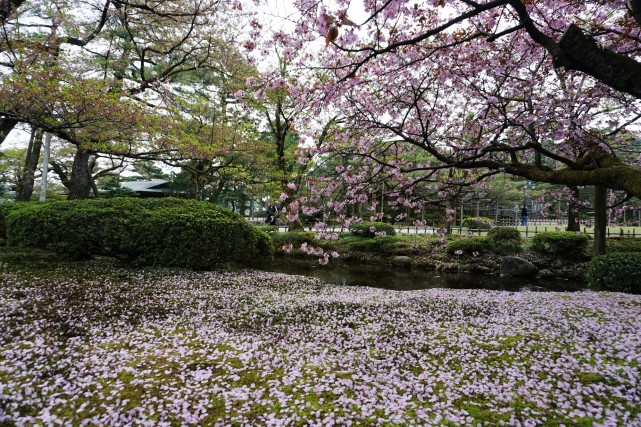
[253,0,641,208]
[1,0,640,249]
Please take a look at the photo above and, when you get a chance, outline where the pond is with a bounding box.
[263,259,587,292]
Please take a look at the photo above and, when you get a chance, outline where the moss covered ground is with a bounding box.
[0,248,639,426]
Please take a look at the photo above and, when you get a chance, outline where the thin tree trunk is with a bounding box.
[445,201,453,235]
[187,160,208,201]
[194,173,204,201]
[593,185,607,256]
[88,156,100,198]
[566,186,581,232]
[50,161,70,189]
[16,128,43,201]
[40,133,51,201]
[15,127,36,200]
[90,171,100,198]
[67,147,93,200]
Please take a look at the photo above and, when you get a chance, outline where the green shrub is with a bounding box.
[349,221,396,237]
[531,231,589,259]
[341,235,401,252]
[461,216,494,230]
[588,252,641,293]
[271,231,316,246]
[447,236,488,255]
[487,227,522,254]
[606,238,641,253]
[0,202,34,240]
[6,198,273,268]
[256,225,279,233]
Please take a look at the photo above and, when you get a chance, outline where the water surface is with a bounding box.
[263,259,586,292]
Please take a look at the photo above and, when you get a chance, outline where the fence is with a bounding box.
[246,216,641,239]
[390,221,640,239]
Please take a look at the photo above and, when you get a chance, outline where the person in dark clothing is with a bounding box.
[521,205,528,226]
[266,202,278,225]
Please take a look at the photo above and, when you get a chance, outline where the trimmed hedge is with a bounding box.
[588,252,641,293]
[447,236,488,255]
[0,202,35,240]
[606,238,641,253]
[341,235,401,252]
[271,231,316,246]
[531,231,589,259]
[6,198,273,268]
[255,225,279,233]
[487,227,522,254]
[349,221,396,237]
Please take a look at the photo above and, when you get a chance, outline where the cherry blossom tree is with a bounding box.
[233,52,342,231]
[248,0,641,255]
[279,0,641,191]
[314,0,641,99]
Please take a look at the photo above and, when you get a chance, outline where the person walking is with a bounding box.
[521,204,529,226]
[266,202,278,225]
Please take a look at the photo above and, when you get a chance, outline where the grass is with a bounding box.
[0,247,640,426]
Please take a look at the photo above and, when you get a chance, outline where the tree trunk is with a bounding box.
[194,173,205,201]
[557,23,641,100]
[593,185,607,256]
[87,156,100,198]
[51,161,70,189]
[90,174,100,198]
[16,128,43,201]
[187,160,208,201]
[0,0,27,24]
[566,186,580,232]
[630,0,641,26]
[288,220,304,231]
[209,179,226,204]
[0,118,18,145]
[39,132,51,201]
[445,201,453,235]
[239,194,247,216]
[67,147,93,200]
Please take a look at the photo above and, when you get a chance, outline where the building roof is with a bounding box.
[121,179,170,193]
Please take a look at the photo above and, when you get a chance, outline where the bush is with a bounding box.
[447,236,488,255]
[461,216,494,230]
[6,198,273,268]
[349,221,396,237]
[0,202,34,240]
[271,231,316,246]
[588,252,641,293]
[256,225,279,233]
[341,235,401,252]
[531,231,589,259]
[487,227,522,254]
[606,238,641,253]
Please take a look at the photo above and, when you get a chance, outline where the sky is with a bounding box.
[4,124,31,148]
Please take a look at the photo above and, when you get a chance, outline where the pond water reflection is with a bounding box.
[263,259,587,292]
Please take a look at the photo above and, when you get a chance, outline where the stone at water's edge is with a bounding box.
[392,256,412,267]
[501,256,538,277]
